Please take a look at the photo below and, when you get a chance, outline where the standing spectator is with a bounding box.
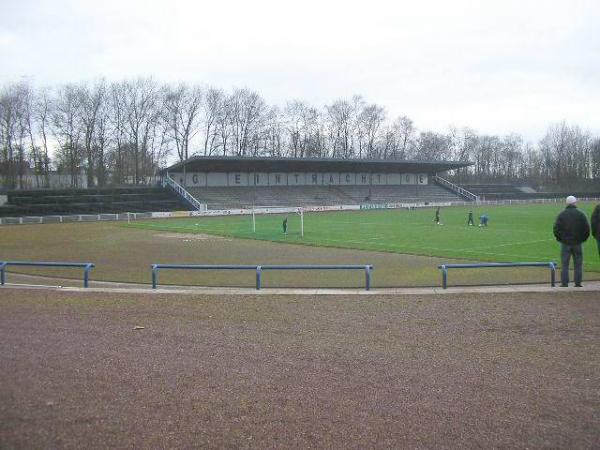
[467,210,474,226]
[553,196,590,287]
[591,203,600,257]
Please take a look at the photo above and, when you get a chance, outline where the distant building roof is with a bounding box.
[164,156,472,174]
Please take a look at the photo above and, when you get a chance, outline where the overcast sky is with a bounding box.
[1,0,599,142]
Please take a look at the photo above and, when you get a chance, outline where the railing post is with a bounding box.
[0,262,5,286]
[152,264,158,289]
[550,262,556,287]
[256,266,262,290]
[365,265,371,291]
[441,265,448,289]
[83,263,93,288]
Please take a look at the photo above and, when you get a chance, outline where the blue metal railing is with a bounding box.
[437,262,557,289]
[0,261,95,288]
[151,263,374,290]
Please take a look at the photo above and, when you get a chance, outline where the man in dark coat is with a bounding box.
[591,203,600,257]
[553,196,590,287]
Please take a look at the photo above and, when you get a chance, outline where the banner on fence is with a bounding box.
[360,201,452,210]
[4,197,600,226]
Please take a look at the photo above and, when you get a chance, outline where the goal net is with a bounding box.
[251,206,304,237]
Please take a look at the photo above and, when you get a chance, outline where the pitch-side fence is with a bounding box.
[0,260,565,290]
[151,264,374,290]
[2,197,599,226]
[437,262,557,289]
[0,261,95,288]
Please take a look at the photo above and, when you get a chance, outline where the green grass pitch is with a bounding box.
[128,202,600,272]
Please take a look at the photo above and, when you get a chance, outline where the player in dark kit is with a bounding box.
[282,216,288,234]
[434,207,441,225]
[467,210,474,226]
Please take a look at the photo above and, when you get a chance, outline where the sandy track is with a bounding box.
[1,289,599,449]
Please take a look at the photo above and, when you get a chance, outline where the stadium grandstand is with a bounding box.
[163,156,475,210]
[0,157,475,218]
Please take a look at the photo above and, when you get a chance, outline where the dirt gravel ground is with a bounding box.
[3,221,598,288]
[1,288,599,449]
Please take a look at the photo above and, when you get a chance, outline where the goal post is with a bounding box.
[251,206,304,237]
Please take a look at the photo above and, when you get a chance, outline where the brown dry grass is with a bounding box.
[1,288,599,449]
[3,221,595,288]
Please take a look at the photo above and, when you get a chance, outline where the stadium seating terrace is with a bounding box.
[187,184,459,209]
[0,186,188,217]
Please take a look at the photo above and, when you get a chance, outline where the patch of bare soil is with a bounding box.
[1,289,599,449]
[154,232,232,241]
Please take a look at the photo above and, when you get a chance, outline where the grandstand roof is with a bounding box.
[165,156,472,174]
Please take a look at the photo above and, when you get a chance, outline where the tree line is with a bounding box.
[1,78,598,189]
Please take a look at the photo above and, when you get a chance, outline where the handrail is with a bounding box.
[437,262,557,289]
[162,173,205,211]
[151,263,374,290]
[0,261,95,288]
[433,175,480,202]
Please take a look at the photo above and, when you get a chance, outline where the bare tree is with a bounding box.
[201,87,224,156]
[79,80,106,187]
[0,87,17,187]
[358,103,386,158]
[51,84,84,186]
[229,88,266,156]
[260,106,283,157]
[392,116,416,160]
[325,99,355,158]
[121,78,161,184]
[415,131,451,161]
[163,83,203,163]
[93,91,112,186]
[108,81,128,184]
[34,87,52,187]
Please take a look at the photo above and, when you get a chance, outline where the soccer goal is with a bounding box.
[251,206,304,237]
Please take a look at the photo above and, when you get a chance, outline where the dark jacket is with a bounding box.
[553,205,590,245]
[592,204,600,239]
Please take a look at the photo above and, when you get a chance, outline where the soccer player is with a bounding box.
[467,210,474,226]
[282,216,288,234]
[479,214,489,227]
[553,196,590,287]
[434,207,441,225]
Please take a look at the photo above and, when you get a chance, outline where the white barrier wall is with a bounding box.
[170,172,429,187]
